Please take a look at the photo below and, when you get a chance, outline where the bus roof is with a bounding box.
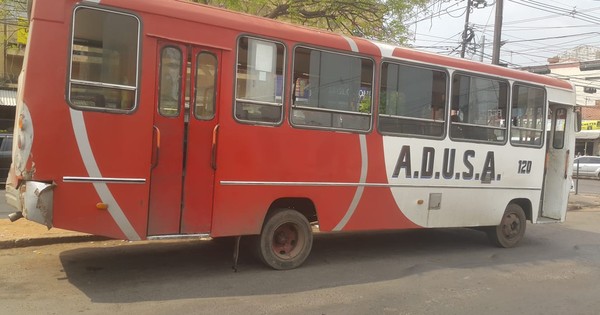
[98,0,573,91]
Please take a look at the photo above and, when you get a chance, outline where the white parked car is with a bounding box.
[573,156,600,179]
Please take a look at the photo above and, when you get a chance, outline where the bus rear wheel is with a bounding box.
[487,203,526,248]
[257,209,313,270]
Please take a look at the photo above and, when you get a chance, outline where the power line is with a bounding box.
[509,0,600,24]
[519,0,600,23]
[406,2,468,27]
[475,23,598,31]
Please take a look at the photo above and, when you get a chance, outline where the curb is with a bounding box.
[0,235,110,249]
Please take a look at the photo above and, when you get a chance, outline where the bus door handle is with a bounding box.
[211,124,220,170]
[151,125,161,169]
[564,149,570,179]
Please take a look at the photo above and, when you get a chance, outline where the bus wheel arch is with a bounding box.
[486,203,527,248]
[266,197,318,224]
[509,198,532,221]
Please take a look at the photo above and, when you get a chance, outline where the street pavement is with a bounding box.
[0,192,598,250]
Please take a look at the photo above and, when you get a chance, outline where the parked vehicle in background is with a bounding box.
[0,134,12,184]
[573,156,600,179]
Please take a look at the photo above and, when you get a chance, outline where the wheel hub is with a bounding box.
[272,223,300,258]
[502,213,521,239]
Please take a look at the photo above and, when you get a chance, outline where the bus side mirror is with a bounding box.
[575,110,582,132]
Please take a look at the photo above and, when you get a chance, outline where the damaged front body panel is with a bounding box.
[21,181,55,229]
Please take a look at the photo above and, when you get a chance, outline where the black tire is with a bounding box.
[487,203,527,248]
[256,209,313,270]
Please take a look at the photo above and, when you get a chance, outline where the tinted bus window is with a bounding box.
[158,47,183,117]
[235,37,285,124]
[450,74,508,143]
[68,7,140,111]
[291,47,373,132]
[553,108,567,149]
[510,85,545,147]
[379,62,447,137]
[194,52,217,120]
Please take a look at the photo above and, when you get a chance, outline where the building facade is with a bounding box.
[525,46,600,156]
[0,0,27,133]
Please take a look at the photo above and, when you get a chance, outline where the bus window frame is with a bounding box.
[157,45,184,118]
[509,82,547,149]
[289,44,375,134]
[66,5,142,114]
[193,50,219,121]
[233,35,286,126]
[448,71,510,146]
[552,107,568,149]
[377,59,449,140]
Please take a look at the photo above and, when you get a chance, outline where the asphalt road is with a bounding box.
[573,177,600,194]
[1,206,600,314]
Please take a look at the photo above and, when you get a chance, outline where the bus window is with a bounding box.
[510,85,545,147]
[158,47,183,117]
[378,62,447,138]
[450,74,508,143]
[194,52,217,120]
[291,47,373,132]
[553,108,567,149]
[235,37,284,124]
[68,7,140,112]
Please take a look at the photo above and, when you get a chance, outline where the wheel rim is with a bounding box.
[271,222,304,260]
[501,213,521,240]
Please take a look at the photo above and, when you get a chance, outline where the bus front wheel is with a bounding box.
[256,209,313,270]
[487,204,527,248]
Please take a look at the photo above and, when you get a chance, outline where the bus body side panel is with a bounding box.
[381,137,546,228]
[14,1,153,239]
[209,38,421,236]
[211,125,363,236]
[340,133,422,231]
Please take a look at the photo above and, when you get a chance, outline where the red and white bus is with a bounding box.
[7,0,577,269]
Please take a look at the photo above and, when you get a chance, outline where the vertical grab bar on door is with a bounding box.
[151,125,161,169]
[211,124,220,170]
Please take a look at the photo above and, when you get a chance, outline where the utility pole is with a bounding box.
[460,0,473,58]
[491,0,504,65]
[480,35,485,62]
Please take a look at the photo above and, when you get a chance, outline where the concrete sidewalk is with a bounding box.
[0,219,108,249]
[1,193,598,249]
[567,192,600,210]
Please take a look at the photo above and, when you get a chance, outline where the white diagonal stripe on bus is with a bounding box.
[342,35,359,53]
[334,134,368,231]
[69,109,141,241]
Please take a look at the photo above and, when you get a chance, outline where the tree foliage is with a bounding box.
[0,0,29,45]
[190,0,428,44]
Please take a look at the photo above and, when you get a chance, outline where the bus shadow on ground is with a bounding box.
[59,225,598,303]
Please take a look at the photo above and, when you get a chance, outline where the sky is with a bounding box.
[407,0,600,68]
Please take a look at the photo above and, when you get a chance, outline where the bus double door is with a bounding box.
[148,41,221,236]
[541,103,572,221]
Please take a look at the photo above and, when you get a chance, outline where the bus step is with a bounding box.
[535,217,561,224]
[147,233,210,240]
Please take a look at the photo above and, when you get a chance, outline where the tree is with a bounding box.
[190,0,429,44]
[0,0,28,86]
